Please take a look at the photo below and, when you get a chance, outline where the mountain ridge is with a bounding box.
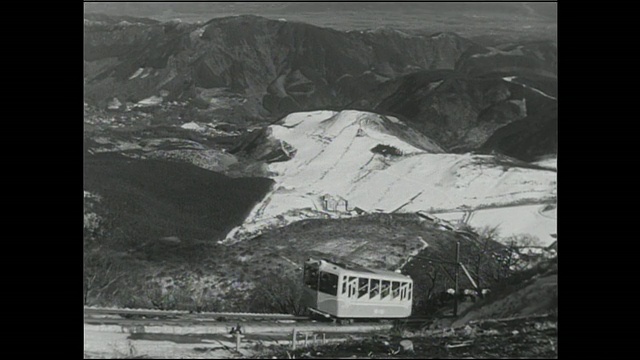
[84,14,556,160]
[84,14,480,115]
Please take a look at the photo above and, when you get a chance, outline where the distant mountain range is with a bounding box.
[84,2,557,20]
[84,15,477,113]
[84,14,556,160]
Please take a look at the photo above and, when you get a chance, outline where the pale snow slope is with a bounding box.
[434,204,557,246]
[503,76,557,100]
[222,110,557,243]
[533,157,557,170]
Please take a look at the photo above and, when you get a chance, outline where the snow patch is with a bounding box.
[107,97,122,110]
[471,46,525,58]
[465,204,557,246]
[502,77,556,100]
[386,115,402,124]
[83,191,102,202]
[180,122,203,131]
[533,157,557,170]
[128,68,144,80]
[190,27,206,40]
[141,68,153,79]
[136,96,163,107]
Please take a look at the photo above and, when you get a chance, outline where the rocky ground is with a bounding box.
[83,313,556,359]
[255,314,557,359]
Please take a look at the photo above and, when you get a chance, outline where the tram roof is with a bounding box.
[314,258,412,281]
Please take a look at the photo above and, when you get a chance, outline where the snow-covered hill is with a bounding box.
[222,110,556,244]
[435,203,557,246]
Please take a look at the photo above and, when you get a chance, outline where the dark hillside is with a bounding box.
[84,153,273,260]
[480,104,557,161]
[368,69,556,154]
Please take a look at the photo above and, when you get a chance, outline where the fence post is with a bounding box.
[304,332,308,347]
[323,333,326,344]
[292,328,297,350]
[235,333,242,352]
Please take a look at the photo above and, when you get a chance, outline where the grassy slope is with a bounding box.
[83,162,508,312]
[227,213,505,310]
[453,257,558,327]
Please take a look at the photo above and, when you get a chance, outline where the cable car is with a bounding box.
[302,258,412,320]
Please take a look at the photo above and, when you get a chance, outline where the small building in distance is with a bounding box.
[320,194,349,213]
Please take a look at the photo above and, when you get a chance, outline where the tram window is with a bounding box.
[358,278,369,298]
[381,280,391,299]
[408,283,412,301]
[342,276,347,294]
[304,264,319,290]
[318,271,339,296]
[369,279,380,298]
[349,276,357,297]
[392,282,400,300]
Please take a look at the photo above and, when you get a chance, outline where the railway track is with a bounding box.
[85,306,307,321]
[84,306,432,358]
[84,306,430,333]
[84,308,386,359]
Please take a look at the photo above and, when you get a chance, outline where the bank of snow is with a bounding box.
[533,157,557,170]
[434,204,557,246]
[222,110,557,244]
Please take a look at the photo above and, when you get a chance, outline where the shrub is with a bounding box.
[371,144,403,157]
[247,270,308,315]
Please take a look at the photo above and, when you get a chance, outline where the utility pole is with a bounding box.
[409,233,479,318]
[453,240,460,317]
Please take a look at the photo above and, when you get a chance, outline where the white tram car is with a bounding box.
[302,258,413,320]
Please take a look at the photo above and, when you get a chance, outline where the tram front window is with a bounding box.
[318,271,339,296]
[304,264,319,290]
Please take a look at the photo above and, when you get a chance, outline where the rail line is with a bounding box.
[84,306,307,320]
[84,306,430,330]
[84,307,402,357]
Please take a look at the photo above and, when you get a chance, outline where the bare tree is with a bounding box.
[424,264,441,301]
[83,247,124,305]
[248,270,308,315]
[504,234,543,271]
[472,225,501,289]
[488,233,543,280]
